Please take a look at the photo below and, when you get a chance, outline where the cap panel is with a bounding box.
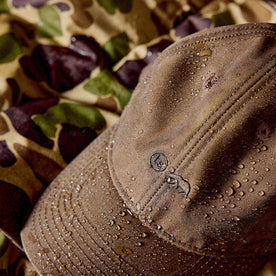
[141,70,276,257]
[110,23,276,257]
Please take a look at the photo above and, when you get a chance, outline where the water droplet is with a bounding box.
[248,187,254,193]
[232,180,241,188]
[170,144,175,149]
[230,203,236,208]
[138,129,143,135]
[226,187,234,196]
[116,225,121,230]
[114,247,133,258]
[229,168,237,174]
[251,180,258,185]
[113,234,119,240]
[148,108,152,113]
[136,242,143,247]
[155,225,162,230]
[109,220,115,226]
[261,146,268,151]
[140,232,147,238]
[119,211,126,217]
[258,191,265,196]
[238,164,245,169]
[197,49,212,57]
[243,178,249,183]
[181,203,186,209]
[232,216,240,222]
[264,167,270,172]
[238,191,245,197]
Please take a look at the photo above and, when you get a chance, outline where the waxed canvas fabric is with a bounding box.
[20,23,276,275]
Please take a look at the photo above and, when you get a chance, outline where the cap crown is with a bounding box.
[109,24,276,257]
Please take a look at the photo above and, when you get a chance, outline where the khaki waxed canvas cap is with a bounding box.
[21,23,276,275]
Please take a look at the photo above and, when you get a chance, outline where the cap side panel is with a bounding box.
[111,26,276,214]
[141,67,276,257]
[110,23,276,258]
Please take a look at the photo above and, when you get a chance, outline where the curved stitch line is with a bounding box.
[33,193,77,275]
[142,60,275,213]
[31,200,65,274]
[143,73,275,256]
[47,185,102,274]
[74,172,142,275]
[50,194,98,274]
[62,183,114,274]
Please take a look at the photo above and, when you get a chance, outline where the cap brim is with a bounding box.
[21,125,269,275]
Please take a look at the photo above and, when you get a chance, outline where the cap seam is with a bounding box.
[162,24,276,59]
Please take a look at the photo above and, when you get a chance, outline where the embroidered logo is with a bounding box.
[150,152,168,172]
[166,173,190,198]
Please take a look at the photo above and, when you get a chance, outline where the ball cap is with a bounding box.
[21,23,276,275]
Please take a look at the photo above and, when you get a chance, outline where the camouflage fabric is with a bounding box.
[0,0,275,275]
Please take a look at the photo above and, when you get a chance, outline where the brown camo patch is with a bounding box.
[70,0,94,28]
[0,115,9,135]
[14,143,63,189]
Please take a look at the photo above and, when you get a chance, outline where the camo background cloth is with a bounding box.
[0,0,275,274]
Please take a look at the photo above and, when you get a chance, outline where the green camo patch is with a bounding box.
[33,103,106,138]
[0,33,22,64]
[84,70,132,110]
[37,5,62,38]
[0,0,9,14]
[96,0,132,15]
[103,32,130,64]
[212,10,235,27]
